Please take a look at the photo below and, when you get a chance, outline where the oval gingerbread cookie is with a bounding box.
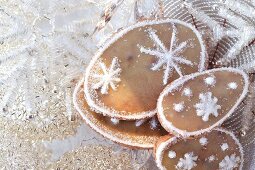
[157,68,249,136]
[74,78,168,148]
[155,128,244,170]
[84,19,207,120]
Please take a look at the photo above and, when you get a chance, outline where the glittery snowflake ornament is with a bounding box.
[84,19,207,120]
[157,68,249,136]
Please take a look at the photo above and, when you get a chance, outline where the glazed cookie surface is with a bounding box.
[73,78,168,148]
[84,19,207,120]
[157,68,249,136]
[155,128,244,170]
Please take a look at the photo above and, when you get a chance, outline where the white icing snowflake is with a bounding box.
[228,82,238,90]
[176,152,198,170]
[199,137,208,146]
[221,143,229,151]
[204,76,216,86]
[219,154,240,170]
[182,87,193,97]
[173,102,185,112]
[92,57,121,94]
[139,26,193,85]
[168,150,176,159]
[194,92,221,122]
[110,118,120,125]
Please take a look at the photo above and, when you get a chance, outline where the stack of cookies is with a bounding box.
[73,19,249,170]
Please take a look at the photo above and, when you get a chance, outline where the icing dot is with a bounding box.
[168,151,176,159]
[199,137,208,146]
[208,155,216,162]
[173,102,185,112]
[135,119,146,127]
[150,117,158,130]
[110,118,119,125]
[182,87,193,97]
[228,82,238,89]
[204,76,216,86]
[221,143,229,151]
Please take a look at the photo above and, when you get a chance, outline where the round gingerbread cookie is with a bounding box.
[84,19,207,120]
[73,78,168,148]
[155,128,244,170]
[157,68,249,137]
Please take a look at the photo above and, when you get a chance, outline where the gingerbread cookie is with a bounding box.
[73,78,168,148]
[155,128,244,170]
[157,68,249,136]
[84,19,207,120]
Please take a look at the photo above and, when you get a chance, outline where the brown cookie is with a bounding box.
[155,128,244,170]
[157,68,249,137]
[84,19,207,120]
[73,78,168,148]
